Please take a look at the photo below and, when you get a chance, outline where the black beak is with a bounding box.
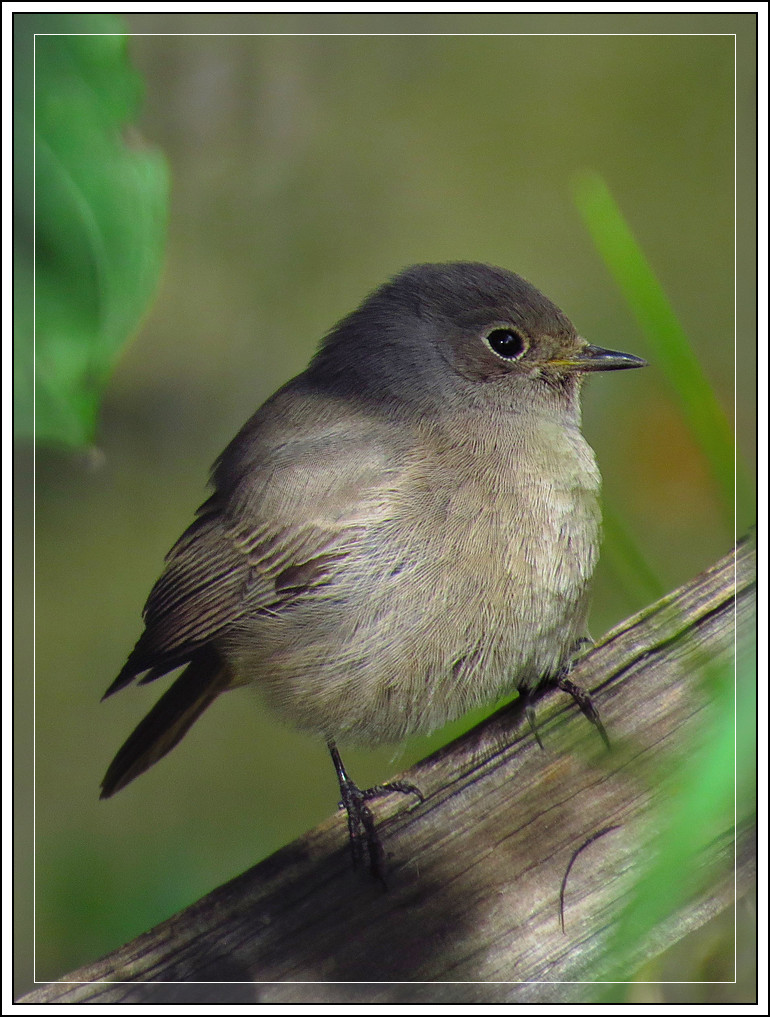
[550,343,648,373]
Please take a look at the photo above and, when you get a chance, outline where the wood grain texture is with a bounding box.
[21,539,755,1005]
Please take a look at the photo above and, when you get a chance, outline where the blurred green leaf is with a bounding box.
[597,647,750,994]
[573,171,751,528]
[17,17,169,447]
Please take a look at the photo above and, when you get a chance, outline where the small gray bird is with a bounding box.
[101,262,645,877]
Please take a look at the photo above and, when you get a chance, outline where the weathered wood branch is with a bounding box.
[22,540,756,1005]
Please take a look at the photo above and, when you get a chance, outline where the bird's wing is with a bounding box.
[105,415,407,696]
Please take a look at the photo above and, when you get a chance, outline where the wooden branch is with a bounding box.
[21,540,756,1005]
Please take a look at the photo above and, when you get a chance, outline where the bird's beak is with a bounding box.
[549,343,648,373]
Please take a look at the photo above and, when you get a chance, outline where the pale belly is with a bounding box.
[227,418,602,744]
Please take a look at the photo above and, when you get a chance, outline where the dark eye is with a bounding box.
[485,328,527,360]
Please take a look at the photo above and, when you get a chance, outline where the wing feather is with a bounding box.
[105,400,407,698]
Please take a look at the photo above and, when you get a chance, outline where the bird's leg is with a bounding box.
[555,640,610,749]
[519,692,545,751]
[327,740,423,885]
[521,640,608,750]
[556,672,609,748]
[518,638,610,752]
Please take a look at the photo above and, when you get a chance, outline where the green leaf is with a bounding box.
[595,638,753,995]
[17,16,169,447]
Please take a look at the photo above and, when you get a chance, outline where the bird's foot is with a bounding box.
[556,671,610,749]
[520,693,545,751]
[328,740,423,885]
[521,641,609,750]
[337,777,423,885]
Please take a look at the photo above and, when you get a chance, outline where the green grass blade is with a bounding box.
[573,171,751,528]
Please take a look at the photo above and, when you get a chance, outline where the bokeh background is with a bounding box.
[16,10,756,1002]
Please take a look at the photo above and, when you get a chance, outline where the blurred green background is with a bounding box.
[16,10,756,1002]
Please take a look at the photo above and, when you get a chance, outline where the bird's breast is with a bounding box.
[230,414,603,743]
[329,417,601,730]
[398,416,602,644]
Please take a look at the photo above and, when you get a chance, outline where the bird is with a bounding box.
[100,261,646,879]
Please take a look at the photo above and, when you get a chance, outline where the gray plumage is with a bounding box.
[102,262,644,798]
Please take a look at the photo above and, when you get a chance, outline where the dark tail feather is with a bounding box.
[100,648,226,798]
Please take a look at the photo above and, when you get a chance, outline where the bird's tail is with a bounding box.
[100,648,227,798]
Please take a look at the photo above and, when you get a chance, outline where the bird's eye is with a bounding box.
[484,328,527,360]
